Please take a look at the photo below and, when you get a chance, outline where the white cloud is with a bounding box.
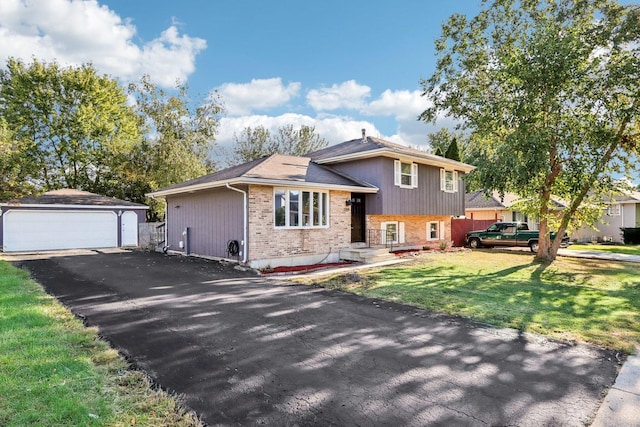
[306,80,371,111]
[0,0,205,87]
[215,78,301,116]
[364,89,428,120]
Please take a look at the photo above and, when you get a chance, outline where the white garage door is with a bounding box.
[3,210,118,252]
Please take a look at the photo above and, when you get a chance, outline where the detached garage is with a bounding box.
[0,189,148,253]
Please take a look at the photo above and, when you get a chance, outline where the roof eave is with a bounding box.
[0,203,149,209]
[465,206,506,211]
[147,178,379,198]
[314,148,476,173]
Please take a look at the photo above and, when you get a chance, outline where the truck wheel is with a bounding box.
[529,241,539,253]
[469,238,481,249]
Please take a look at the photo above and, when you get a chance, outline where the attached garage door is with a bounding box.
[3,210,118,252]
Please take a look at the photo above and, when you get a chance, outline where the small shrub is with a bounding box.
[439,241,449,251]
[621,228,640,245]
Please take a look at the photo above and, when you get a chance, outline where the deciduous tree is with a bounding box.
[421,0,640,260]
[125,76,223,220]
[225,124,328,166]
[0,58,140,197]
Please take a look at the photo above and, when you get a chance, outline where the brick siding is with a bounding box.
[247,185,352,264]
[367,214,452,249]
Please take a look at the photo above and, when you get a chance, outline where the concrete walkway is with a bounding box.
[592,346,640,426]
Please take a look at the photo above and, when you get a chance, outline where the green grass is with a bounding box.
[568,243,640,256]
[0,260,200,427]
[306,251,640,353]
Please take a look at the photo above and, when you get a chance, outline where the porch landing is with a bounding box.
[339,247,396,264]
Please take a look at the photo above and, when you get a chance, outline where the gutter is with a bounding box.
[148,177,378,198]
[226,183,248,263]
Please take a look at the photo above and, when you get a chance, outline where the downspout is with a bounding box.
[164,198,168,249]
[226,183,248,263]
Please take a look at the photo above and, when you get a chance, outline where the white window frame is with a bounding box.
[274,188,329,229]
[381,221,405,244]
[440,169,459,193]
[394,160,418,189]
[427,221,444,241]
[607,203,621,217]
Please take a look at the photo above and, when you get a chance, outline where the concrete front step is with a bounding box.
[339,248,397,264]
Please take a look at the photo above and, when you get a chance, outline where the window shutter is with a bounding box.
[399,222,405,244]
[412,163,418,188]
[440,169,446,191]
[394,160,401,186]
[380,222,388,244]
[453,171,459,192]
[440,221,445,241]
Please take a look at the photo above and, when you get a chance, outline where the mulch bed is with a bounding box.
[260,261,354,275]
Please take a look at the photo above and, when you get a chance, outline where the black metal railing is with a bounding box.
[151,222,166,249]
[367,229,397,251]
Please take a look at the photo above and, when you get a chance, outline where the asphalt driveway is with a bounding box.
[13,250,619,426]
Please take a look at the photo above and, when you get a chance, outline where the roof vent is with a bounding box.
[361,128,366,143]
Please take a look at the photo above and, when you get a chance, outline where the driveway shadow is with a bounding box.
[14,250,620,426]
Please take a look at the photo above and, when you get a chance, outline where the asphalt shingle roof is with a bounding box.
[2,189,147,207]
[152,153,377,195]
[307,136,474,172]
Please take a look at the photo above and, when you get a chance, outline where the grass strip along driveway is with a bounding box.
[0,260,199,427]
[304,250,640,354]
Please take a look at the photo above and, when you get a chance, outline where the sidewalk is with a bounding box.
[558,248,640,263]
[592,346,640,426]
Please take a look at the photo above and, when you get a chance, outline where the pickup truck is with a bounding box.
[465,222,569,252]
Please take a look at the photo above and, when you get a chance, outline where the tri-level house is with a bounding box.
[148,132,474,268]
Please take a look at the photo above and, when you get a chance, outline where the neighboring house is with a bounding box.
[572,191,640,243]
[148,133,474,268]
[0,189,148,252]
[465,190,542,230]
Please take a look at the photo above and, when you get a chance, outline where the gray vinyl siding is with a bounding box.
[333,157,465,216]
[166,187,244,258]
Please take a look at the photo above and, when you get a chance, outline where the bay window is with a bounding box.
[274,188,329,228]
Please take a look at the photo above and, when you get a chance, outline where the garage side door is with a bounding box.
[3,210,118,252]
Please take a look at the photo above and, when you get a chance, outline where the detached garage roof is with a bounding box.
[1,189,148,209]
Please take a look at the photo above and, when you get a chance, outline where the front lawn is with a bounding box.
[568,243,640,256]
[305,251,640,353]
[0,260,199,426]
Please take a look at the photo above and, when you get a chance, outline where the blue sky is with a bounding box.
[0,0,482,151]
[0,0,637,185]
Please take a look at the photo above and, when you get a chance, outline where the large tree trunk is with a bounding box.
[535,219,555,261]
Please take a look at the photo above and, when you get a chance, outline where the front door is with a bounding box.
[350,193,366,242]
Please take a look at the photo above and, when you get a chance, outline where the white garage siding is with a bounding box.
[3,210,118,252]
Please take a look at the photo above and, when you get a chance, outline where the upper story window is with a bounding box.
[394,160,418,189]
[440,169,459,193]
[274,188,328,228]
[607,203,621,216]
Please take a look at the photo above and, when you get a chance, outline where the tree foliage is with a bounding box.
[444,138,461,162]
[123,76,223,220]
[421,0,640,260]
[226,124,329,166]
[0,58,140,197]
[0,118,35,200]
[427,128,457,156]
